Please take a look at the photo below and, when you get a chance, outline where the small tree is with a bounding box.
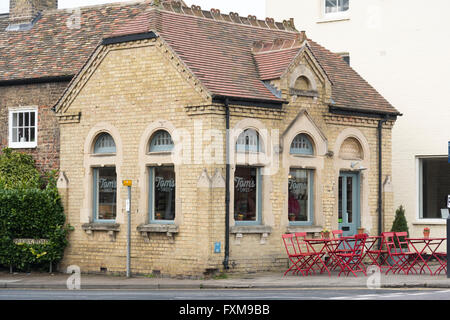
[390,205,409,248]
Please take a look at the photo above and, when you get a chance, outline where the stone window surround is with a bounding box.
[80,123,124,241]
[229,118,274,244]
[282,111,328,233]
[137,120,181,242]
[8,106,38,149]
[332,128,371,233]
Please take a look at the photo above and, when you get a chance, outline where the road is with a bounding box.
[0,288,449,300]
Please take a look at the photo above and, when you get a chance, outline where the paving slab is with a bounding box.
[1,270,450,290]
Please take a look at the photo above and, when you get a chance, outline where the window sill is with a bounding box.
[287,225,323,236]
[90,153,116,157]
[8,144,37,149]
[137,223,179,243]
[82,222,120,242]
[146,151,173,156]
[413,220,448,226]
[317,15,350,24]
[230,225,272,245]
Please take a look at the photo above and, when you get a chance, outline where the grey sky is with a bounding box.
[0,0,266,18]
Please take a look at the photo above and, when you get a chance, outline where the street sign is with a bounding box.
[123,180,132,187]
[214,242,221,253]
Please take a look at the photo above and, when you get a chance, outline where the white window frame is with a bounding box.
[319,0,350,22]
[8,107,38,149]
[416,156,448,223]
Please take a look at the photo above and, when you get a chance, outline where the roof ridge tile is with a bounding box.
[252,32,307,54]
[159,2,298,32]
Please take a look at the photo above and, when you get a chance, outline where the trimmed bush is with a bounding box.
[0,148,70,271]
[0,148,42,190]
[0,187,69,271]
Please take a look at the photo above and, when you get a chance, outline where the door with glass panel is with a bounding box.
[338,172,360,237]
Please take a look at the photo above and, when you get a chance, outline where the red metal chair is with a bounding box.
[329,230,352,270]
[434,252,447,275]
[294,232,325,276]
[282,233,318,276]
[384,232,418,275]
[335,234,368,277]
[282,233,303,276]
[364,235,389,271]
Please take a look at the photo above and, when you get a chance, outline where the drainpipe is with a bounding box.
[223,98,230,270]
[377,116,388,247]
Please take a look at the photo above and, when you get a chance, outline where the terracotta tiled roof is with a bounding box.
[0,0,399,115]
[0,1,151,82]
[307,40,399,115]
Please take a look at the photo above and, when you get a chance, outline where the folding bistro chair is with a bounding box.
[329,230,353,270]
[282,233,302,276]
[434,252,447,275]
[384,232,418,275]
[294,232,325,275]
[335,234,368,277]
[364,235,389,271]
[282,233,318,276]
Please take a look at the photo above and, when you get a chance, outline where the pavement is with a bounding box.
[1,268,450,290]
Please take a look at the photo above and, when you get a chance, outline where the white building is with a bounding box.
[266,0,450,238]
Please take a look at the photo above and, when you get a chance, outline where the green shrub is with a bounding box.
[0,187,69,271]
[0,148,70,271]
[0,148,42,189]
[390,205,409,248]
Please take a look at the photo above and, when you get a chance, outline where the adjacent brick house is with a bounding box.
[0,0,156,172]
[50,1,400,276]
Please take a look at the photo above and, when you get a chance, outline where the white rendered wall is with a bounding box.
[267,0,450,237]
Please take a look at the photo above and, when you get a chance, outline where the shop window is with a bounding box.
[149,165,176,223]
[93,167,117,221]
[419,158,450,219]
[8,108,37,148]
[234,166,262,224]
[149,130,174,152]
[290,134,314,155]
[93,133,116,154]
[288,169,314,225]
[236,129,263,153]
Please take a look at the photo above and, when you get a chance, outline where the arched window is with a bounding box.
[290,134,314,155]
[149,130,174,152]
[93,132,116,154]
[236,129,263,152]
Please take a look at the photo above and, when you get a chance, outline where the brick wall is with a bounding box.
[57,38,396,277]
[0,81,68,172]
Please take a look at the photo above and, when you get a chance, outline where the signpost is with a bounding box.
[123,180,132,278]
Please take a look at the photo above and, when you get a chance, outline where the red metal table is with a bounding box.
[406,238,446,275]
[304,236,355,276]
[303,238,337,276]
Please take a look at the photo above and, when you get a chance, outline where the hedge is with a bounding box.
[0,187,69,271]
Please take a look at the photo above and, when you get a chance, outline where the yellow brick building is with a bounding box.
[54,2,400,277]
